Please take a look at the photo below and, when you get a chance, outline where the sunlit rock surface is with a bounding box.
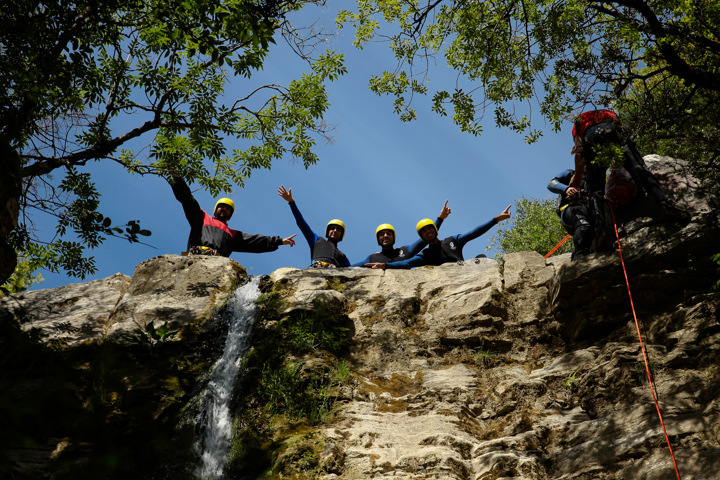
[2,155,719,479]
[1,255,246,345]
[265,223,718,479]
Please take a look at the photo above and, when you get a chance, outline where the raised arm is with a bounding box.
[278,185,318,248]
[495,205,512,223]
[278,185,294,203]
[454,205,512,247]
[405,201,451,257]
[168,175,204,227]
[439,200,451,220]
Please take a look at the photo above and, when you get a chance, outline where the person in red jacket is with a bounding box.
[169,176,296,257]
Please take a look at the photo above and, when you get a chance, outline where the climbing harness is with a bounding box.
[189,245,218,256]
[544,234,572,259]
[309,260,336,269]
[609,205,682,480]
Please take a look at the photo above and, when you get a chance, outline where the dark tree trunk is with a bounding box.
[0,135,21,286]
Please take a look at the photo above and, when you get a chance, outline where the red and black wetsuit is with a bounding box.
[171,178,283,257]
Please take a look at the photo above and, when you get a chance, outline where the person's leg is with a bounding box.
[583,159,607,228]
[582,159,613,248]
[563,205,594,260]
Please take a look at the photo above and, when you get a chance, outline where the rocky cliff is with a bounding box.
[1,156,719,480]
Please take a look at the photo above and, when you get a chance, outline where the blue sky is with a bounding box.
[31,5,574,290]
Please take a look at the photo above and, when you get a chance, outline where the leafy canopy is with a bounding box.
[0,0,346,285]
[338,0,720,143]
[486,195,572,259]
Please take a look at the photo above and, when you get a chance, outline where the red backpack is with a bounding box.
[605,167,637,206]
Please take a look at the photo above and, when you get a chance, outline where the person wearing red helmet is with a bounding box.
[566,109,690,249]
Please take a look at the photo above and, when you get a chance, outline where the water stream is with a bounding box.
[195,276,261,479]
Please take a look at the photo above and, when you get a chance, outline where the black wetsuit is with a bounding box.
[548,169,593,260]
[286,201,350,267]
[351,217,445,266]
[385,218,498,269]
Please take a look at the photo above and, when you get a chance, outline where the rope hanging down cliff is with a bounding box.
[609,205,682,480]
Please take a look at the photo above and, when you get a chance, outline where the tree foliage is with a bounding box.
[617,71,720,201]
[338,0,720,143]
[486,195,572,259]
[0,256,44,297]
[0,0,345,285]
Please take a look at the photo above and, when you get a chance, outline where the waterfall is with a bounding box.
[196,276,261,479]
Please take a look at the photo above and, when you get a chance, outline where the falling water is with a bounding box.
[196,276,261,479]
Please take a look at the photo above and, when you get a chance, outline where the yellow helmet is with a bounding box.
[326,219,345,241]
[375,223,395,245]
[214,198,235,218]
[415,218,437,238]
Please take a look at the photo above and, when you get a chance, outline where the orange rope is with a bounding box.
[544,234,572,259]
[609,205,681,480]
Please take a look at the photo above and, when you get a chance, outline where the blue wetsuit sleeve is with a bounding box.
[288,201,319,248]
[351,256,371,267]
[404,238,426,257]
[454,218,498,248]
[339,256,351,268]
[548,169,572,195]
[386,251,426,269]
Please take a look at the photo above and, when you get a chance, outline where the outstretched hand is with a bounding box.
[278,185,294,203]
[364,262,387,270]
[494,205,512,223]
[439,200,452,220]
[282,234,297,247]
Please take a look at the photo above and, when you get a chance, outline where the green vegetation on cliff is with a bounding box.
[224,277,354,478]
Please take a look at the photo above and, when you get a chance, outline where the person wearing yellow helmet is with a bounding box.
[278,185,350,268]
[351,200,452,267]
[366,205,512,270]
[168,175,297,257]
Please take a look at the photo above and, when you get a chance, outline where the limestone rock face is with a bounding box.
[643,154,712,216]
[2,155,719,480]
[263,214,718,480]
[0,272,131,345]
[1,255,246,345]
[106,254,246,338]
